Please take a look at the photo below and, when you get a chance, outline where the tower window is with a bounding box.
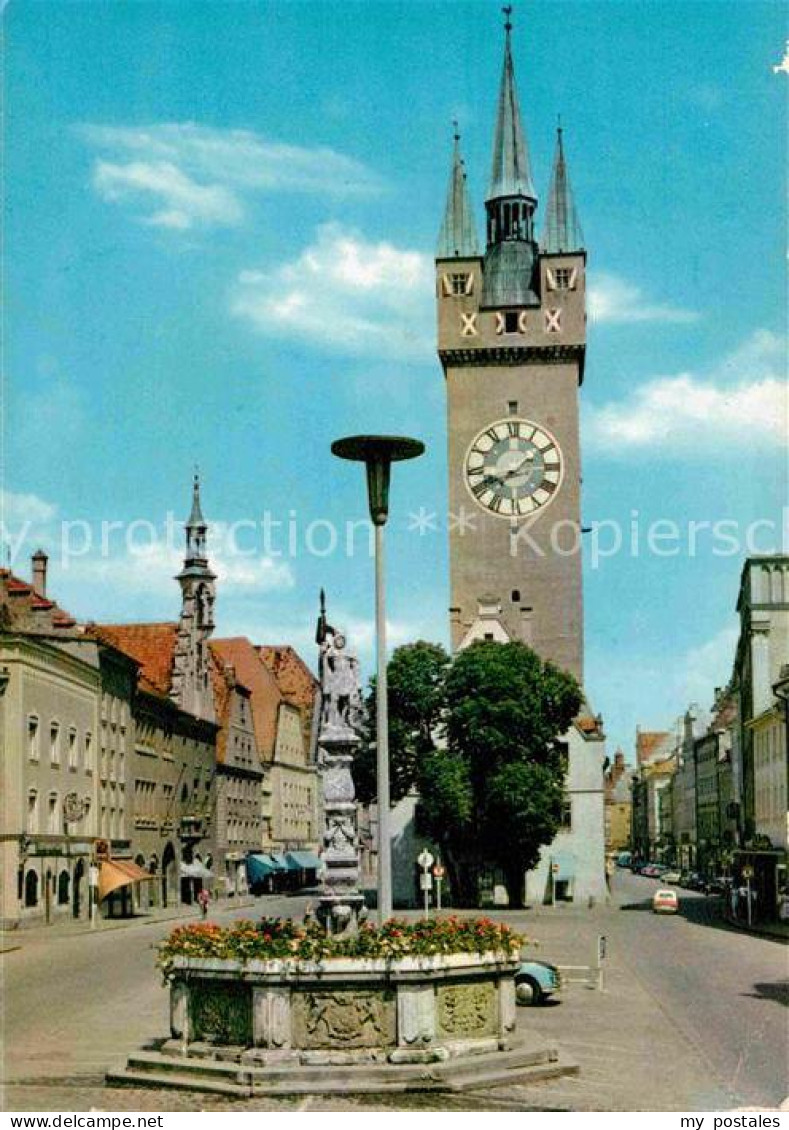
[553,268,575,290]
[508,401,518,415]
[504,311,519,334]
[483,632,495,641]
[450,272,470,295]
[511,589,521,602]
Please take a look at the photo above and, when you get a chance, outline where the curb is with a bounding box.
[722,914,789,943]
[0,899,258,949]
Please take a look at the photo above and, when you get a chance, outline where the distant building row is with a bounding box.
[0,479,321,929]
[629,555,788,924]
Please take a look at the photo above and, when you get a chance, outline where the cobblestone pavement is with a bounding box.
[2,877,786,1112]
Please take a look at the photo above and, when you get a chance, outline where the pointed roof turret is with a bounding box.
[542,125,584,253]
[436,124,479,259]
[487,9,536,204]
[187,470,206,532]
[179,471,215,580]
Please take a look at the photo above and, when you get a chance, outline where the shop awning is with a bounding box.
[98,859,154,901]
[180,860,214,880]
[286,850,321,871]
[550,852,576,882]
[245,854,280,884]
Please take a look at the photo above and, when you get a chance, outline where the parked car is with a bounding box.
[515,960,561,1005]
[703,877,730,896]
[682,872,704,890]
[652,889,679,914]
[661,870,682,885]
[641,864,661,877]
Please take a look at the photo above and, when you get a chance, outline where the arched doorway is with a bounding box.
[162,842,176,907]
[57,869,70,906]
[73,858,84,919]
[24,869,38,908]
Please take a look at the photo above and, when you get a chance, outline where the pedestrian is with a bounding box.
[197,886,210,919]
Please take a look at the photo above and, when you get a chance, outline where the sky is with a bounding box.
[4,0,787,760]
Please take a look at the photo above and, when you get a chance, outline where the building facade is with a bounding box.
[731,556,789,921]
[0,632,99,928]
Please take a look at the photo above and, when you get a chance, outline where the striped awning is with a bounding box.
[98,859,154,901]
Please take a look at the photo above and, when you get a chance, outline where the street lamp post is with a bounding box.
[331,435,425,923]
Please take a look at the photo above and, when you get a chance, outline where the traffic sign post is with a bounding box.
[433,862,445,912]
[597,935,607,992]
[418,849,434,920]
[89,863,99,930]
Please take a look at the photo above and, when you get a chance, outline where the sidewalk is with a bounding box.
[0,895,256,951]
[722,910,789,943]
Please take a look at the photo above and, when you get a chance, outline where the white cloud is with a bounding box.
[586,330,787,453]
[231,223,434,358]
[79,122,383,230]
[588,272,699,325]
[678,625,739,708]
[63,530,295,598]
[93,160,242,230]
[1,490,57,528]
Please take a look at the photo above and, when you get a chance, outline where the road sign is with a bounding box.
[433,864,445,879]
[418,849,434,871]
[420,873,432,891]
[742,865,754,880]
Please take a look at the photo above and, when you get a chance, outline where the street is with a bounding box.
[1,873,786,1112]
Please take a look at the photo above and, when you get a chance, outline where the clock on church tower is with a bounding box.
[436,14,587,683]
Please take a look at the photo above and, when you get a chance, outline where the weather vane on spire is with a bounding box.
[503,5,513,33]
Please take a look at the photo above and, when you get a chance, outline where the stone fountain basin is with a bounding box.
[166,951,520,1065]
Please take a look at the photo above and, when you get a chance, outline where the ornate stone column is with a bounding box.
[315,592,366,934]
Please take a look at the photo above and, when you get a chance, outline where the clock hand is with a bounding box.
[502,453,536,480]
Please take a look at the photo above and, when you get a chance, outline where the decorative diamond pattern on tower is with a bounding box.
[542,127,584,254]
[437,129,480,259]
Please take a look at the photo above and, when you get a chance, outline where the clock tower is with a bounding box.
[437,15,586,683]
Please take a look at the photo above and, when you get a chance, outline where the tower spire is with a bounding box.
[487,7,536,204]
[172,472,216,721]
[482,8,540,306]
[436,123,479,259]
[542,123,584,253]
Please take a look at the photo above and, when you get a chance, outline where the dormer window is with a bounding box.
[547,266,578,291]
[442,272,474,297]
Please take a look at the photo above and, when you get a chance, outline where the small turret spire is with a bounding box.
[436,123,479,259]
[542,123,584,253]
[187,469,206,532]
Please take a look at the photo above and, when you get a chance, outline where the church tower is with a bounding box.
[436,13,586,683]
[171,473,216,722]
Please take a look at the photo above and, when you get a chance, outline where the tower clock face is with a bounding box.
[464,418,564,519]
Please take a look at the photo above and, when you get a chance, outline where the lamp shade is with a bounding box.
[331,435,425,526]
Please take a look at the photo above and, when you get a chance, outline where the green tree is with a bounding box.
[421,641,582,906]
[353,641,450,805]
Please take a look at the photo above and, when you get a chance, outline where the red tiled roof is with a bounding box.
[212,638,283,762]
[87,623,178,697]
[0,568,77,629]
[258,644,319,748]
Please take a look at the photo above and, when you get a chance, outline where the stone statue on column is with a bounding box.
[315,590,366,934]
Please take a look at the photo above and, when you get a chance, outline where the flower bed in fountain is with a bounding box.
[157,916,525,1066]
